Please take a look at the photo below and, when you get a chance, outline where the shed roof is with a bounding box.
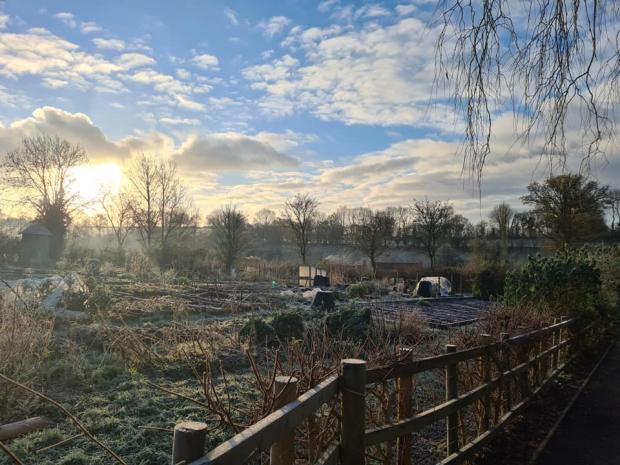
[20,222,53,236]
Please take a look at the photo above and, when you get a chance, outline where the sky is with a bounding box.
[0,0,618,223]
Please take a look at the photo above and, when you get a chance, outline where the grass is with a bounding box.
[0,361,249,465]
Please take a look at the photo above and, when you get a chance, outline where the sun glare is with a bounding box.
[69,163,123,210]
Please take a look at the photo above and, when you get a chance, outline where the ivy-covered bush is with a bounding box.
[271,312,304,341]
[504,250,602,317]
[84,285,113,313]
[240,317,276,346]
[325,307,371,341]
[346,281,388,299]
[472,267,506,301]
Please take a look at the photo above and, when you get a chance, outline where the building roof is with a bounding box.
[20,222,53,236]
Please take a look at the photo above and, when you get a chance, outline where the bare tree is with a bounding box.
[436,0,620,179]
[126,154,159,248]
[126,154,196,252]
[283,193,319,265]
[209,205,248,275]
[349,209,395,276]
[412,198,455,268]
[253,208,277,226]
[99,189,132,251]
[387,206,412,246]
[2,135,87,258]
[489,202,514,241]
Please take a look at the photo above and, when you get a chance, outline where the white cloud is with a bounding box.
[0,14,9,30]
[0,107,130,162]
[176,132,299,172]
[160,117,200,126]
[192,53,219,69]
[54,12,77,29]
[116,53,156,69]
[80,21,102,34]
[121,68,207,110]
[0,28,209,109]
[395,4,416,16]
[258,16,292,38]
[318,0,340,13]
[224,8,239,26]
[93,38,125,50]
[244,17,448,127]
[176,68,191,79]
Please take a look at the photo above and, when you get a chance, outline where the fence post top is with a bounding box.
[342,358,366,366]
[174,421,207,432]
[274,375,299,385]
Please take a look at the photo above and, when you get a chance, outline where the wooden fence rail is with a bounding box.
[173,317,598,465]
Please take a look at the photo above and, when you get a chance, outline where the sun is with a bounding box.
[69,163,123,209]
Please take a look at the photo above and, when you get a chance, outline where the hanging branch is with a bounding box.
[0,373,128,465]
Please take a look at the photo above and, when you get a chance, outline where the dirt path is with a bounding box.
[536,343,620,465]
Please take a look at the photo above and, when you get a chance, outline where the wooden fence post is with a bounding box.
[537,333,545,387]
[479,334,492,433]
[559,316,567,364]
[517,342,529,401]
[171,421,207,465]
[397,348,413,465]
[341,359,366,465]
[500,333,512,414]
[445,344,458,456]
[552,317,560,370]
[270,376,299,465]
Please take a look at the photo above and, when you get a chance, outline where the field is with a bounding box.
[0,264,584,465]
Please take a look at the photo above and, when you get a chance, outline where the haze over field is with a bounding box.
[0,0,618,220]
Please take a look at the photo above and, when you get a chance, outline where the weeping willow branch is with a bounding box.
[435,0,620,182]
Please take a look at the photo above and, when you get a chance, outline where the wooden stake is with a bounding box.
[397,348,413,465]
[479,334,492,433]
[341,358,366,465]
[445,344,458,455]
[270,376,298,465]
[171,421,207,465]
[500,333,512,414]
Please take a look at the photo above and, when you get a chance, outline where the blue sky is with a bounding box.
[0,0,617,221]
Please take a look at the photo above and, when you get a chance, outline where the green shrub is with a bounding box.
[472,267,506,300]
[84,285,112,313]
[63,289,89,311]
[504,250,602,317]
[325,307,371,341]
[271,312,304,341]
[347,283,367,299]
[240,317,276,346]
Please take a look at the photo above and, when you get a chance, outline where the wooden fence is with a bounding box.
[171,317,597,465]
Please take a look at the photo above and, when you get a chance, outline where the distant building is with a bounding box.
[20,222,52,266]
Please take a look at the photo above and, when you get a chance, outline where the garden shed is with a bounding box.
[20,222,52,266]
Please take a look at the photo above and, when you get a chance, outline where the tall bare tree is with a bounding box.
[283,193,319,265]
[209,205,248,275]
[349,209,395,276]
[99,189,132,251]
[412,198,455,268]
[436,0,620,179]
[126,154,159,248]
[2,135,87,258]
[126,154,196,252]
[489,202,514,241]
